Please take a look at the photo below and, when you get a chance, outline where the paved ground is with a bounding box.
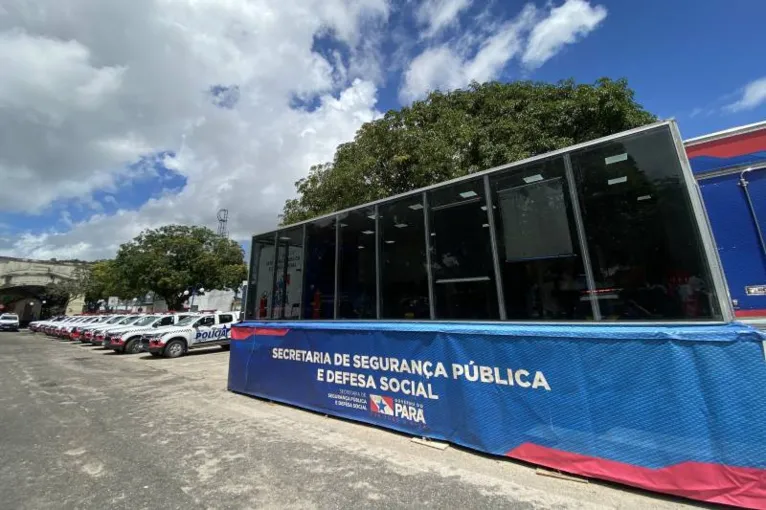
[0,332,704,510]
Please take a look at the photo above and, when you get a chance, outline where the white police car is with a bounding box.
[142,311,240,358]
[105,313,196,354]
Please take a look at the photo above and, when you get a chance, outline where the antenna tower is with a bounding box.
[217,208,229,238]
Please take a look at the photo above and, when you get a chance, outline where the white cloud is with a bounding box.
[725,76,766,113]
[0,0,387,260]
[522,0,606,69]
[400,4,538,102]
[400,1,606,102]
[416,0,472,39]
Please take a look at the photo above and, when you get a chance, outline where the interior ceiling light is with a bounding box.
[523,174,544,184]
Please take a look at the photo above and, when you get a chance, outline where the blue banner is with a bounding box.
[229,321,766,508]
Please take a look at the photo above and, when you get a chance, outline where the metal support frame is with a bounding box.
[422,192,436,319]
[739,167,766,261]
[279,232,290,318]
[243,236,257,320]
[333,215,340,319]
[269,231,279,320]
[484,175,507,320]
[375,204,382,319]
[299,224,307,319]
[668,121,734,322]
[563,154,601,320]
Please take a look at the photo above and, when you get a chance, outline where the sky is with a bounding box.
[1,0,765,261]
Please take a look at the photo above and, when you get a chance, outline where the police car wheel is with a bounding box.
[164,339,184,358]
[125,338,141,355]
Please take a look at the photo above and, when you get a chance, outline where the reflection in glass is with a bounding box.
[272,227,304,319]
[572,126,721,320]
[489,158,589,319]
[428,178,499,320]
[338,208,377,318]
[249,233,276,319]
[380,196,430,319]
[302,217,337,319]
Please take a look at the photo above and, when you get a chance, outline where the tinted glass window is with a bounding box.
[338,207,377,319]
[428,178,499,320]
[219,314,234,324]
[248,233,276,319]
[380,195,430,319]
[273,227,304,319]
[303,217,337,319]
[489,158,590,320]
[197,317,215,327]
[572,126,721,320]
[160,316,174,326]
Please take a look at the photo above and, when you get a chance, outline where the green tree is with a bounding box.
[281,78,656,224]
[114,225,247,311]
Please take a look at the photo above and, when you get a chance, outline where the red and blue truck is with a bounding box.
[685,120,766,326]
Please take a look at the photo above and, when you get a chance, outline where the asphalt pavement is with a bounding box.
[0,332,702,510]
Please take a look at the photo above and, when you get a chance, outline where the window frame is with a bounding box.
[245,122,731,323]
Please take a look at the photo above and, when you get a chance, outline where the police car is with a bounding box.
[51,316,98,338]
[88,315,146,345]
[104,313,196,354]
[141,311,240,358]
[71,314,125,341]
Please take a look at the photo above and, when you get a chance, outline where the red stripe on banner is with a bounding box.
[687,130,766,159]
[253,328,290,336]
[735,309,766,318]
[231,326,290,340]
[506,443,766,508]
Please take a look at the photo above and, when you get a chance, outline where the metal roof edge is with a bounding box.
[684,120,766,147]
[264,119,673,235]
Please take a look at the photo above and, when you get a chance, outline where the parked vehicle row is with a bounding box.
[27,310,240,358]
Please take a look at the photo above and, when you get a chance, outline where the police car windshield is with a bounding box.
[175,316,198,326]
[105,316,124,324]
[118,316,142,325]
[1,314,18,320]
[134,316,158,326]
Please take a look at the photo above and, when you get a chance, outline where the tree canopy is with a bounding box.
[114,225,247,311]
[281,78,656,225]
[53,225,247,312]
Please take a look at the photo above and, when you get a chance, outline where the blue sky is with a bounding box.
[1,0,765,260]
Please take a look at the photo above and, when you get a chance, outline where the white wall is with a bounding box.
[188,289,236,312]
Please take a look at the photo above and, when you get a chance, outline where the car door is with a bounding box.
[191,315,217,347]
[216,314,236,343]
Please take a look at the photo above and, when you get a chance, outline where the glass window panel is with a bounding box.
[248,233,276,320]
[428,178,499,320]
[572,126,722,320]
[380,195,430,319]
[302,217,337,319]
[272,227,304,319]
[489,158,590,320]
[338,207,377,319]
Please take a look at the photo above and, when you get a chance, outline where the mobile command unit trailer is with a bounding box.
[685,121,766,327]
[229,121,766,508]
